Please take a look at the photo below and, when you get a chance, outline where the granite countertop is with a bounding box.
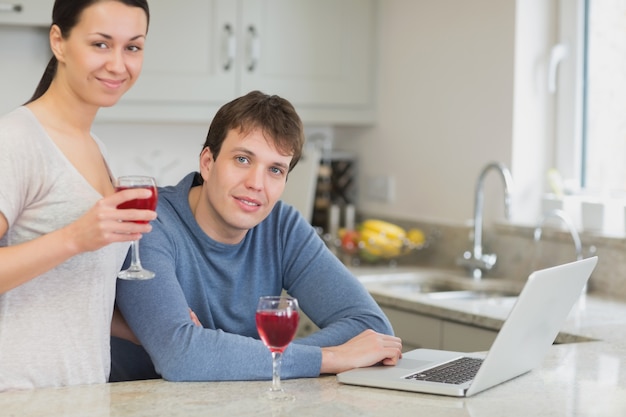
[3,266,626,416]
[2,343,626,417]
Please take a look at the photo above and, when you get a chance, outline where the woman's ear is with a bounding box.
[49,25,65,63]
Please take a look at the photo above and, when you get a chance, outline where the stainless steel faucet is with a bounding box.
[533,209,583,261]
[458,162,514,280]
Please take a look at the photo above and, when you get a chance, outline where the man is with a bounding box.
[111,91,401,382]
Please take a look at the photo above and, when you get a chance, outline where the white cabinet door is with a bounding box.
[378,305,499,353]
[381,306,441,352]
[441,321,497,352]
[0,1,51,27]
[129,0,237,104]
[240,0,375,109]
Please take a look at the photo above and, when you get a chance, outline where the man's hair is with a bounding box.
[201,90,305,173]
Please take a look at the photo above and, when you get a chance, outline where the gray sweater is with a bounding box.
[112,172,393,381]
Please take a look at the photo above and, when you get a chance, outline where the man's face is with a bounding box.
[197,128,293,243]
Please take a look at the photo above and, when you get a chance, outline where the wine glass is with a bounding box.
[114,175,158,280]
[256,295,300,401]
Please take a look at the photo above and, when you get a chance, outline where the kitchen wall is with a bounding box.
[0,25,49,115]
[335,0,556,229]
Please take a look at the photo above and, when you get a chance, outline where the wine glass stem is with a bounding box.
[271,351,283,392]
[128,240,144,271]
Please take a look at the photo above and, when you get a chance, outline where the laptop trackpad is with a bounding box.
[395,358,434,370]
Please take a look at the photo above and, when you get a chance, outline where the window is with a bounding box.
[556,0,626,196]
[582,0,626,195]
[554,0,626,234]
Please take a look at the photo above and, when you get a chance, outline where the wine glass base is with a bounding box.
[117,269,155,280]
[260,389,295,402]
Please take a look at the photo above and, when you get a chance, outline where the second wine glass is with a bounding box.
[114,175,158,280]
[256,295,299,401]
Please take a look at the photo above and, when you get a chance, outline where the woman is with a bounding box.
[0,0,152,390]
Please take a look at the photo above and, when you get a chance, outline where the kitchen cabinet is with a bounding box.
[0,1,51,27]
[296,303,497,352]
[441,320,497,352]
[382,306,441,352]
[381,305,497,353]
[296,311,319,338]
[98,0,377,125]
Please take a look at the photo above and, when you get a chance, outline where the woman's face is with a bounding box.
[52,1,148,108]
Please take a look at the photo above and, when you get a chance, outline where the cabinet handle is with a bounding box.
[0,3,23,12]
[221,23,236,71]
[246,25,261,72]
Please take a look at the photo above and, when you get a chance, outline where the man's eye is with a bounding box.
[270,167,284,176]
[236,156,249,164]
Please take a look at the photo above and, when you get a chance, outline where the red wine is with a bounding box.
[256,310,299,353]
[115,185,158,224]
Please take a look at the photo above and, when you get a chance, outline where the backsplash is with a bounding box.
[93,122,206,187]
[356,211,626,301]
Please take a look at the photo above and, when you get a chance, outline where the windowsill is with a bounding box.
[496,220,626,246]
[539,193,626,239]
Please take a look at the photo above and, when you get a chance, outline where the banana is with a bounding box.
[406,228,426,247]
[360,219,406,240]
[359,220,406,258]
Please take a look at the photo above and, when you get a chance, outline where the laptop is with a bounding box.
[337,256,598,397]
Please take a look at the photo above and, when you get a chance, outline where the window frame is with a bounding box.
[554,0,586,188]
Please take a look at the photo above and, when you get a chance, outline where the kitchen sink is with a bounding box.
[353,267,524,300]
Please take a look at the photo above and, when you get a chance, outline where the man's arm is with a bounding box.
[279,215,402,372]
[284,223,395,346]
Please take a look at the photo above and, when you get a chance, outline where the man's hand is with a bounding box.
[320,329,402,374]
[189,308,202,327]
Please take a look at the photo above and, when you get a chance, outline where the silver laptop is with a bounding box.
[337,256,598,397]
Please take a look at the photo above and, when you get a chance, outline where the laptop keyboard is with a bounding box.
[405,357,484,385]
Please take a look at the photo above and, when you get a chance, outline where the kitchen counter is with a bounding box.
[2,341,625,417]
[3,267,626,416]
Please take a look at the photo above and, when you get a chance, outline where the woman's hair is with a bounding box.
[25,0,150,104]
[202,90,305,174]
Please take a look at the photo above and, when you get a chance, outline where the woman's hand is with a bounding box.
[65,188,158,254]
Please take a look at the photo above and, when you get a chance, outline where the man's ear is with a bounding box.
[49,25,65,63]
[199,147,214,179]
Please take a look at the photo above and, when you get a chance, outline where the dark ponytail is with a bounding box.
[24,0,150,104]
[25,56,58,104]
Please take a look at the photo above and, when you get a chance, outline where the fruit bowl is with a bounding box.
[337,219,428,264]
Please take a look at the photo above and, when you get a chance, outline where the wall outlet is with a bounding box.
[367,175,395,203]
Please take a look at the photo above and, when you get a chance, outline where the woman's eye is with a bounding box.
[93,42,107,49]
[127,45,142,52]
